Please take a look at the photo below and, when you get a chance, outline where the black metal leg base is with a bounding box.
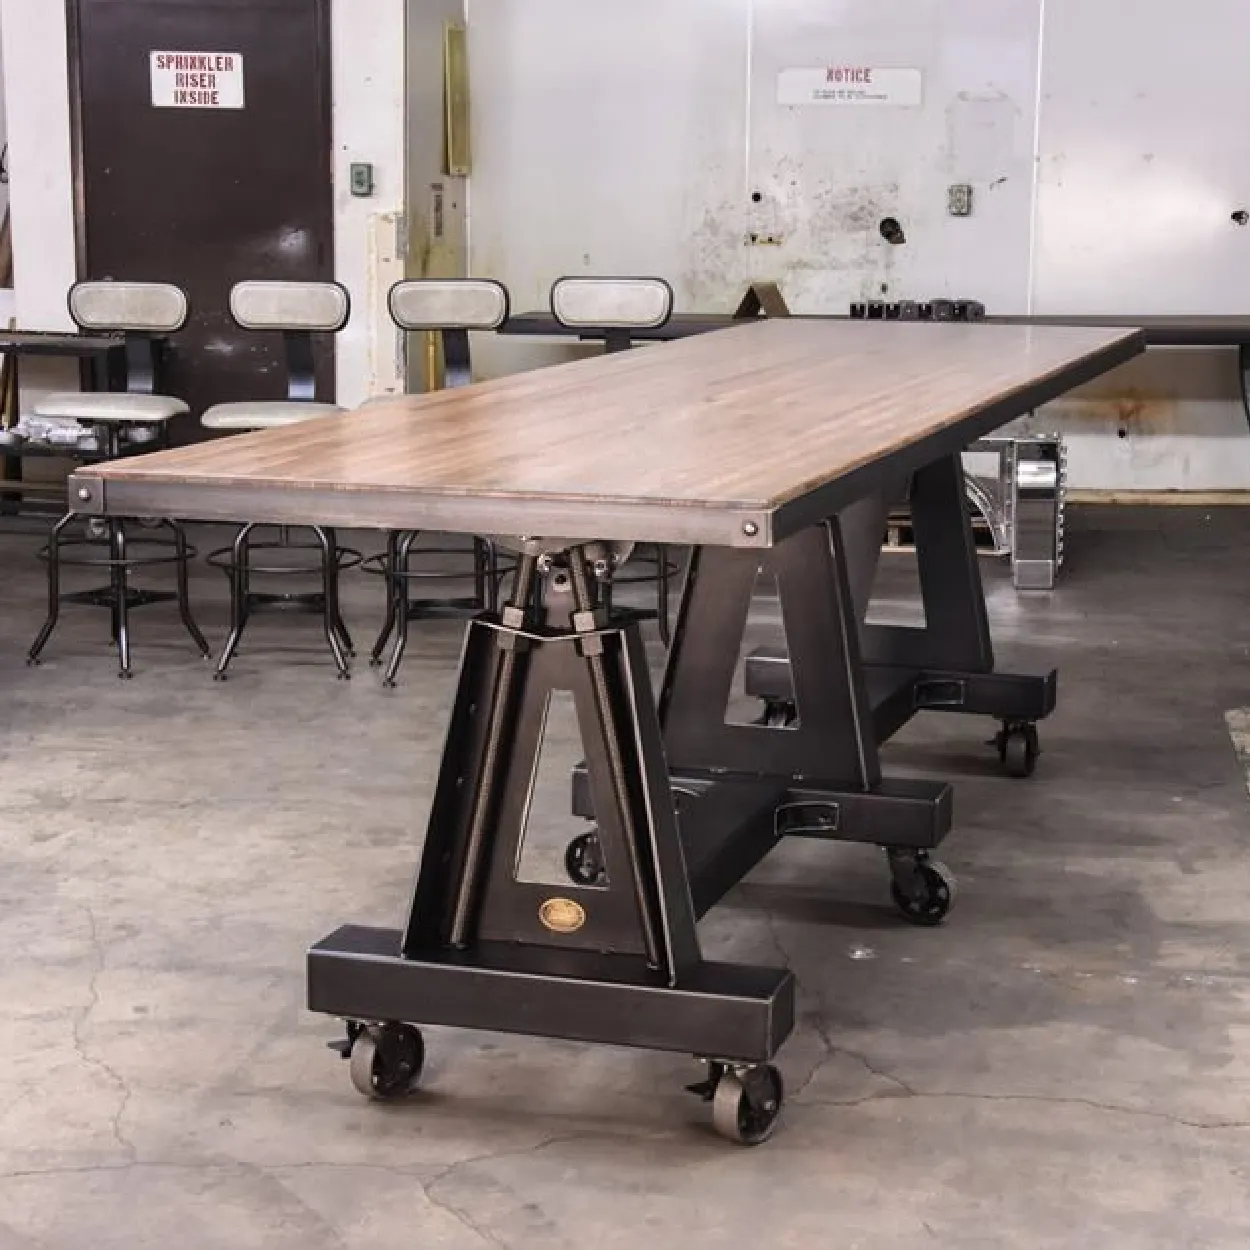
[308,925,794,1065]
[61,585,176,610]
[27,514,210,677]
[745,647,1055,777]
[311,546,805,1143]
[570,768,953,919]
[210,525,358,681]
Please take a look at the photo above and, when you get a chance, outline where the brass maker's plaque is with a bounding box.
[539,897,586,935]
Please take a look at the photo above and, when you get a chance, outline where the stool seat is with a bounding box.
[34,392,189,423]
[202,401,345,431]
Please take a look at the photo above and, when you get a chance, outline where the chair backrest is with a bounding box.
[550,277,673,352]
[69,281,189,334]
[388,279,509,332]
[228,280,350,402]
[228,280,351,334]
[388,279,510,390]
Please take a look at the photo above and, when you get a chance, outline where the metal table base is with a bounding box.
[307,450,1052,1142]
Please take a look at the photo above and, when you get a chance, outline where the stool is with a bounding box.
[26,281,209,678]
[362,279,514,687]
[200,279,359,680]
[550,275,681,645]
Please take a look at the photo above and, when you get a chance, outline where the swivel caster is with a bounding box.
[346,1022,425,1100]
[756,700,797,729]
[996,721,1039,778]
[888,852,956,926]
[694,1062,784,1145]
[565,830,607,887]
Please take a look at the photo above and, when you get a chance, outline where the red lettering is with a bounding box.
[826,65,872,85]
[209,91,220,106]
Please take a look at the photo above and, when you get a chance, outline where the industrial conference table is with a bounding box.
[69,318,1143,1144]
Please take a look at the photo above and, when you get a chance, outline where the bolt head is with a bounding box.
[743,521,759,537]
[76,486,92,502]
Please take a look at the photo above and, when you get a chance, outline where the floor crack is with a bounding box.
[802,1084,1250,1130]
[70,907,135,1161]
[419,1132,590,1248]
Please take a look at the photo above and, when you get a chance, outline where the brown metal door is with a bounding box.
[69,0,335,441]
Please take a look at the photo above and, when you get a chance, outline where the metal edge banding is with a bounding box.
[769,331,1145,544]
[68,475,775,550]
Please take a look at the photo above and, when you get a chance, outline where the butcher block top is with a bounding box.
[71,319,1141,548]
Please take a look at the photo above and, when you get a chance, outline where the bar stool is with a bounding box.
[363,279,512,687]
[200,280,359,680]
[27,280,210,678]
[550,275,679,645]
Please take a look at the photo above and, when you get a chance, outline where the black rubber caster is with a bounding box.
[997,721,1039,778]
[565,830,607,886]
[348,1022,425,1100]
[710,1064,785,1145]
[756,700,797,729]
[889,855,956,926]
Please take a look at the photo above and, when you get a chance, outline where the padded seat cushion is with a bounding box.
[201,401,345,431]
[32,391,189,423]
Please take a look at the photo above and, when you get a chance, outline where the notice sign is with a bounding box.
[150,51,245,109]
[778,66,923,107]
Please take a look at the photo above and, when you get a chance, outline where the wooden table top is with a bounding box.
[73,319,1141,548]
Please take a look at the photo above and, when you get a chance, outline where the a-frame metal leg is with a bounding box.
[862,454,994,672]
[309,547,794,1077]
[635,517,952,868]
[744,456,1056,773]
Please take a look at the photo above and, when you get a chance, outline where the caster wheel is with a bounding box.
[565,830,606,887]
[349,1023,425,1100]
[712,1065,784,1145]
[757,700,796,729]
[890,859,956,926]
[998,722,1039,778]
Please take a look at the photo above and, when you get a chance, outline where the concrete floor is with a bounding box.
[1,506,1249,1248]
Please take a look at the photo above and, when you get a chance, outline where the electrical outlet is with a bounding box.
[350,162,375,198]
[948,184,973,217]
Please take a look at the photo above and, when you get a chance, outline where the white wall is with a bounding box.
[0,0,407,405]
[464,0,1250,493]
[0,0,76,331]
[1032,0,1250,490]
[331,0,407,405]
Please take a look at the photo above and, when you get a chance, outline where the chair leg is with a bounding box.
[656,543,672,649]
[27,513,74,666]
[313,526,351,680]
[166,519,211,658]
[214,524,254,681]
[323,526,355,657]
[371,530,400,667]
[382,529,419,689]
[110,519,133,679]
